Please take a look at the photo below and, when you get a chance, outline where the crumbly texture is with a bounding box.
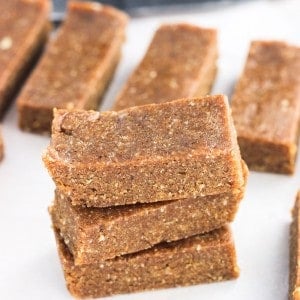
[231,41,300,174]
[0,0,50,118]
[17,1,128,134]
[51,164,246,265]
[113,23,218,110]
[0,128,4,161]
[290,192,300,300]
[53,226,239,298]
[43,95,245,207]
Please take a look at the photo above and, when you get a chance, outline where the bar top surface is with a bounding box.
[47,95,239,164]
[232,40,300,144]
[113,23,217,110]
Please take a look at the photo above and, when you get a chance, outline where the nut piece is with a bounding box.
[0,36,13,50]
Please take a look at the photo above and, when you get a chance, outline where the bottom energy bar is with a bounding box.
[53,226,239,298]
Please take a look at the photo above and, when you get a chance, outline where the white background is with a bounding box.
[1,0,300,299]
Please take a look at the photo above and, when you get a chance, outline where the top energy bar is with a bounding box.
[112,23,217,110]
[43,95,245,207]
[17,1,128,134]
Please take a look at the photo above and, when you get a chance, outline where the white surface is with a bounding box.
[1,0,300,299]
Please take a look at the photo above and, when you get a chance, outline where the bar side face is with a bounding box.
[113,23,218,110]
[290,192,300,300]
[0,0,50,117]
[49,204,81,257]
[51,184,245,264]
[54,227,239,298]
[17,2,128,133]
[238,137,297,174]
[46,148,245,207]
[231,41,300,174]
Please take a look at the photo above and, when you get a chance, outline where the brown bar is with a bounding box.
[113,23,217,110]
[50,168,246,264]
[43,95,245,207]
[17,1,128,134]
[0,0,50,117]
[53,226,239,298]
[0,128,3,161]
[231,41,300,174]
[290,191,300,300]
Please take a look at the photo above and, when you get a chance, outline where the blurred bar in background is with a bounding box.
[52,0,242,21]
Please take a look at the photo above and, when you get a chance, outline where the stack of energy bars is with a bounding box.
[38,1,248,298]
[44,94,247,298]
